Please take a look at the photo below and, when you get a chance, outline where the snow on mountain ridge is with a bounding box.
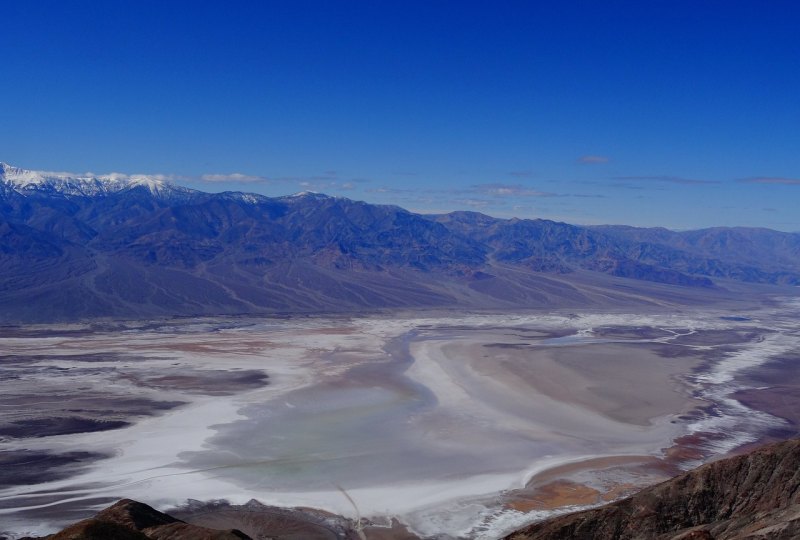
[281,190,338,201]
[0,163,343,205]
[0,162,194,199]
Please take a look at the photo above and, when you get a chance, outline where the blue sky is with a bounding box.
[2,1,799,230]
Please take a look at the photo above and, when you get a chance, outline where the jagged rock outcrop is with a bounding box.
[37,499,251,540]
[505,438,800,540]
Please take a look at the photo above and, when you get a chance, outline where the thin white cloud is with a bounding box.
[366,187,415,194]
[454,198,492,208]
[471,183,555,197]
[200,173,270,183]
[277,172,368,192]
[298,179,360,192]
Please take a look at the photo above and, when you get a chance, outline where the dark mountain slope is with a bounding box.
[434,214,800,286]
[2,163,800,323]
[594,225,800,284]
[505,438,800,540]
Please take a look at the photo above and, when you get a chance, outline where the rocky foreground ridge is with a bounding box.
[505,438,800,540]
[14,499,252,540]
[13,438,800,540]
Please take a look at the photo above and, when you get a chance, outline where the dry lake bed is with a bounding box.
[2,298,800,539]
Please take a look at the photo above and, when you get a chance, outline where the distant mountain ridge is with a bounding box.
[1,163,799,323]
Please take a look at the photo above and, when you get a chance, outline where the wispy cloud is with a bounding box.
[298,180,358,191]
[471,183,555,197]
[741,177,800,185]
[266,172,369,192]
[366,187,415,194]
[454,198,492,208]
[402,182,559,211]
[200,173,271,183]
[578,155,610,164]
[613,175,719,185]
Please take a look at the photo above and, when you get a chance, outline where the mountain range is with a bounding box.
[2,162,799,323]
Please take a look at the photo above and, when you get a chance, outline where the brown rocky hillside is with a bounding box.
[23,499,250,540]
[505,438,800,540]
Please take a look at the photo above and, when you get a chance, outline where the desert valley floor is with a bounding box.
[1,297,800,539]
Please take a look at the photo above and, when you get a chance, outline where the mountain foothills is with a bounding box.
[1,162,799,323]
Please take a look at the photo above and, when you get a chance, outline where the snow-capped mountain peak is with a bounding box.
[0,162,194,199]
[282,191,336,201]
